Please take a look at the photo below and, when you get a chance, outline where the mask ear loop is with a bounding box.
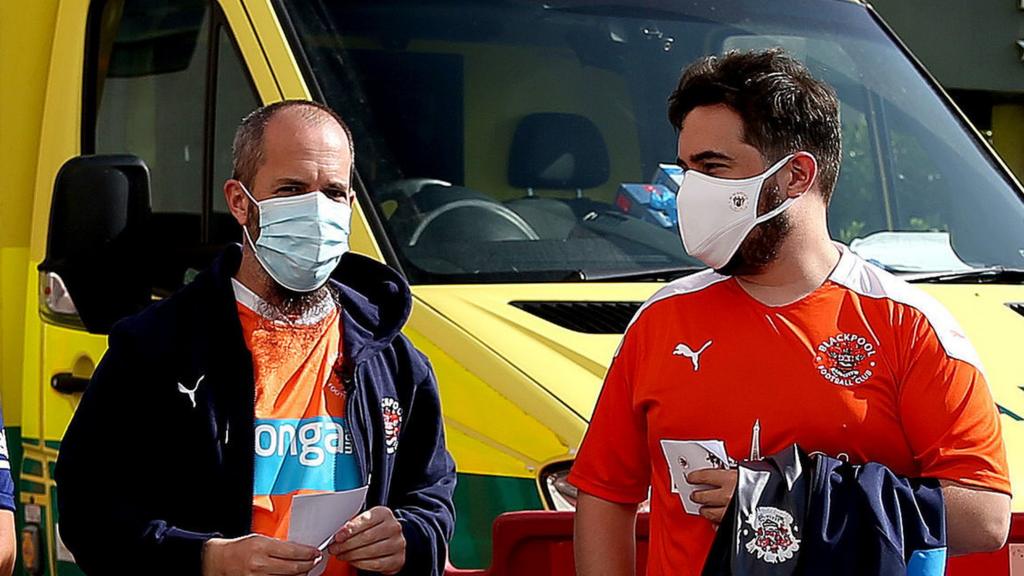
[237,182,263,252]
[753,153,818,225]
[237,183,281,287]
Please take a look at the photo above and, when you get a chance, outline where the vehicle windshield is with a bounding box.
[283,0,1024,283]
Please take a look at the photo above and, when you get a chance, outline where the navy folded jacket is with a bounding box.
[703,445,946,576]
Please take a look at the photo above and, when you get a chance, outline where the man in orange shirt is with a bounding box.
[570,49,1010,576]
[57,101,456,576]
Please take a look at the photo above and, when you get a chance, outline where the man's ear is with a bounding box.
[782,152,818,199]
[224,179,251,227]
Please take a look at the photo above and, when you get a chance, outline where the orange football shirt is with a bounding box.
[234,280,360,576]
[568,247,1009,576]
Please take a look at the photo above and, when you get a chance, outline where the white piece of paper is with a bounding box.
[660,439,730,515]
[288,486,369,576]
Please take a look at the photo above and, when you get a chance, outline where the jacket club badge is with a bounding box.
[381,397,403,455]
[743,506,801,564]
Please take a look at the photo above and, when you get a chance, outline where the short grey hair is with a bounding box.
[231,100,354,189]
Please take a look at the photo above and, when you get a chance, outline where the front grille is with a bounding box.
[511,301,642,334]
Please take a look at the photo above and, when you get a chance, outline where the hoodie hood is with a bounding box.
[208,244,412,365]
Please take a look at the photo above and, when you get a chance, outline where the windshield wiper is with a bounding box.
[906,267,1024,284]
[572,266,704,282]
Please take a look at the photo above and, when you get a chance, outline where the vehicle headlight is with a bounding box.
[540,461,650,512]
[540,462,578,511]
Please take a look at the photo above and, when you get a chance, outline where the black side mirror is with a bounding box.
[38,155,152,334]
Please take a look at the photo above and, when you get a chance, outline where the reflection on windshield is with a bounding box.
[849,231,973,273]
[284,0,1024,283]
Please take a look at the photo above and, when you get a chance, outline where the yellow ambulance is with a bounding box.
[2,1,1023,574]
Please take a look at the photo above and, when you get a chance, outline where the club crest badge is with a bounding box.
[381,397,403,455]
[729,191,748,212]
[743,506,801,564]
[815,332,877,387]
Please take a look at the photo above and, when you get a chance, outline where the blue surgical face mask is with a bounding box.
[240,183,352,292]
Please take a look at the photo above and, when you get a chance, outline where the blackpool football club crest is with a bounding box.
[743,506,801,564]
[814,332,878,387]
[729,191,748,212]
[381,397,403,455]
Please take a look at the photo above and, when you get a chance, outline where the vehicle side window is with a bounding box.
[90,0,208,293]
[211,25,259,244]
[87,0,259,293]
[92,0,208,216]
[829,102,887,243]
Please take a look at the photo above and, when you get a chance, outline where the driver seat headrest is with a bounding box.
[507,113,610,191]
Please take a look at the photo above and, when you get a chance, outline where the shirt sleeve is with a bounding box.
[568,324,651,504]
[898,313,1011,495]
[0,410,15,512]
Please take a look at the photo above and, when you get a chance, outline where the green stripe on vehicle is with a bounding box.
[21,458,42,477]
[20,480,45,495]
[449,472,543,569]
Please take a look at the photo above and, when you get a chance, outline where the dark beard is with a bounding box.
[715,180,792,277]
[245,203,337,322]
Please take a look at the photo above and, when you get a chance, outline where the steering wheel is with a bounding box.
[408,199,540,246]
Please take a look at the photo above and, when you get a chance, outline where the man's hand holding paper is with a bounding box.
[327,506,407,575]
[660,439,734,520]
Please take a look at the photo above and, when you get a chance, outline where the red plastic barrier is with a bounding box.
[445,512,648,576]
[448,511,1024,575]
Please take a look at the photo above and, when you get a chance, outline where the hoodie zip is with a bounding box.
[345,366,373,490]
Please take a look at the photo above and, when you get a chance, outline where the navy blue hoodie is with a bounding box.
[55,245,457,576]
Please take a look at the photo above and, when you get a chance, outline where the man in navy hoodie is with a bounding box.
[55,101,456,576]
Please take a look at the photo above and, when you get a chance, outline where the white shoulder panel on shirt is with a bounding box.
[829,246,985,374]
[614,268,730,357]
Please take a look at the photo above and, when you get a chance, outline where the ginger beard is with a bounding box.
[245,202,336,321]
[715,178,793,277]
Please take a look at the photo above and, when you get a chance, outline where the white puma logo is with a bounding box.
[176,375,205,408]
[672,340,713,372]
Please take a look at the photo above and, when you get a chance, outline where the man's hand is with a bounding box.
[687,469,738,524]
[327,506,406,574]
[202,534,320,576]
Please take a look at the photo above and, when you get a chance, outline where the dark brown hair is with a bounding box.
[668,49,842,202]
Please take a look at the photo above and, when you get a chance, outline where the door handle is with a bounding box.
[51,373,90,394]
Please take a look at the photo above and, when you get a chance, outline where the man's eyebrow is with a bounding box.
[271,177,350,191]
[271,177,311,187]
[676,150,734,168]
[689,150,734,163]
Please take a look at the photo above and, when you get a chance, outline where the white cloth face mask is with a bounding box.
[676,154,809,270]
[240,184,352,292]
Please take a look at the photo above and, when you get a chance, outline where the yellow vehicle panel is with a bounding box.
[920,284,1024,512]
